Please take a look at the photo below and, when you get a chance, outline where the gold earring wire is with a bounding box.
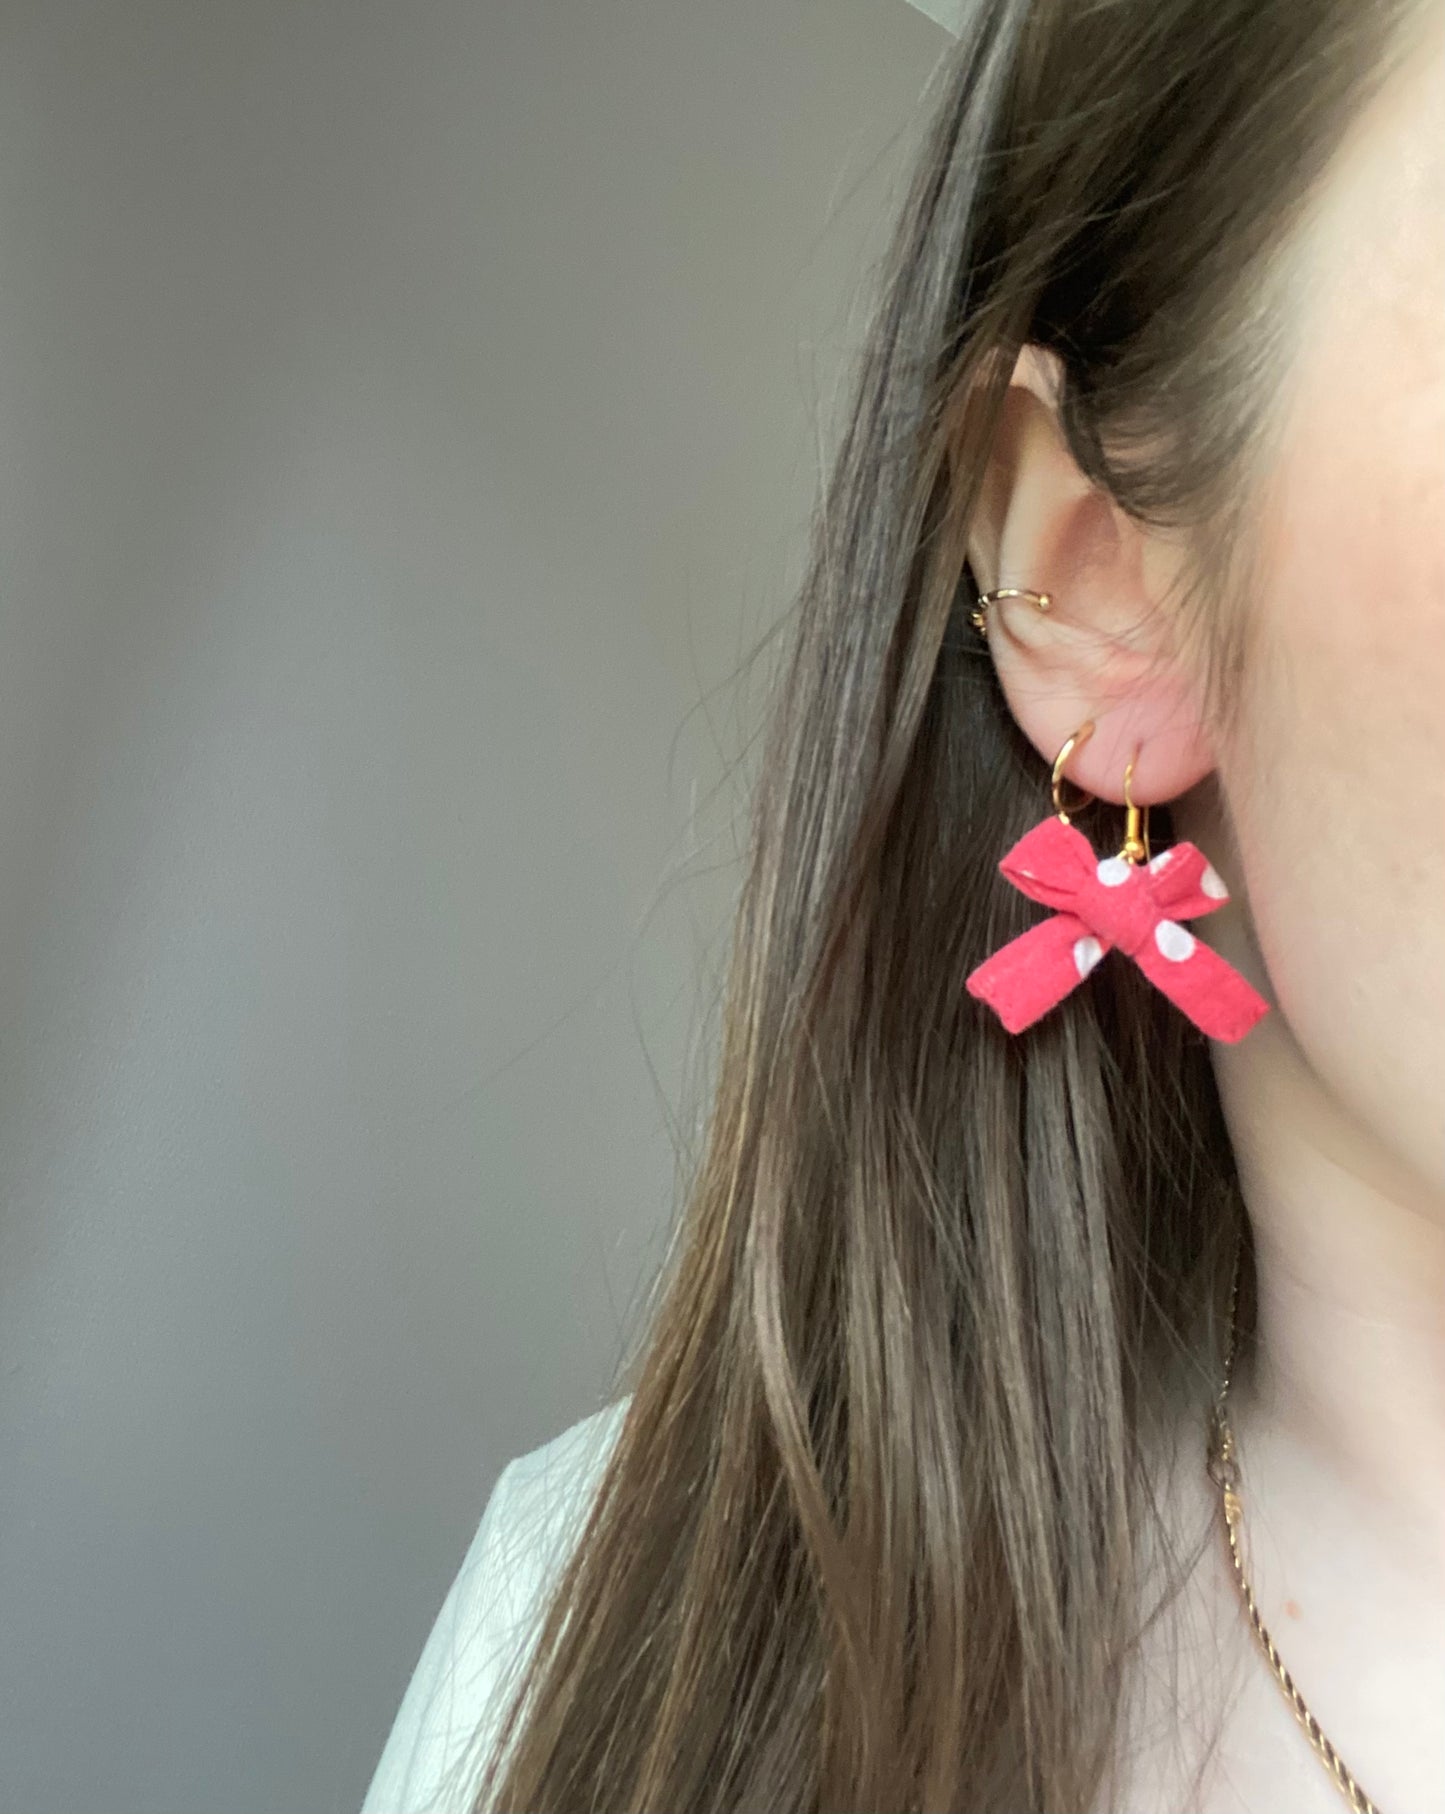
[1121,750,1151,864]
[971,586,1051,638]
[1051,720,1096,823]
[1054,726,1154,861]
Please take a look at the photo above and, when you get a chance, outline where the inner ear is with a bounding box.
[967,355,1216,806]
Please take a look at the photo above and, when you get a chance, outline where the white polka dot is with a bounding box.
[1155,920,1196,962]
[1148,849,1173,874]
[1073,935,1104,978]
[1200,863,1228,899]
[1096,856,1132,887]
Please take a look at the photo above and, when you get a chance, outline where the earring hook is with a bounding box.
[1053,725,1154,862]
[1121,751,1151,864]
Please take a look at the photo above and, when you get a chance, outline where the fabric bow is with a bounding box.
[965,816,1270,1042]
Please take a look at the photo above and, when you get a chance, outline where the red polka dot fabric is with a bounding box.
[966,816,1271,1043]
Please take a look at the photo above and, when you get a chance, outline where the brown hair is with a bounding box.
[470,3,1426,1809]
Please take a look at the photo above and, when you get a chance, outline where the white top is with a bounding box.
[360,1396,631,1814]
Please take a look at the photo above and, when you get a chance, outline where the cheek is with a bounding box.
[1226,276,1445,1189]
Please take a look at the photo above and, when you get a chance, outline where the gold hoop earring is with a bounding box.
[1051,719,1095,823]
[1054,724,1153,864]
[970,586,1051,638]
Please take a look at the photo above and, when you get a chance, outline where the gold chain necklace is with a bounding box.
[1205,1233,1384,1814]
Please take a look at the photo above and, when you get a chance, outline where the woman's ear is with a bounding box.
[965,344,1216,807]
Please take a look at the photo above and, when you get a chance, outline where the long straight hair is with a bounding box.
[471,4,1426,1809]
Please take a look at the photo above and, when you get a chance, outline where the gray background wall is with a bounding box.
[0,5,944,1811]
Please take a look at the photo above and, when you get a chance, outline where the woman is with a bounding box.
[363,2,1445,1808]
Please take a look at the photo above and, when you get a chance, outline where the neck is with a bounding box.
[1212,1010,1445,1560]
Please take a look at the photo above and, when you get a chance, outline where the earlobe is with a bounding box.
[965,344,1217,807]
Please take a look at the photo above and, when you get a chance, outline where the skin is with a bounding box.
[968,10,1445,1809]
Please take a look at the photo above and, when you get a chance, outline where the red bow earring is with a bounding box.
[965,714,1270,1043]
